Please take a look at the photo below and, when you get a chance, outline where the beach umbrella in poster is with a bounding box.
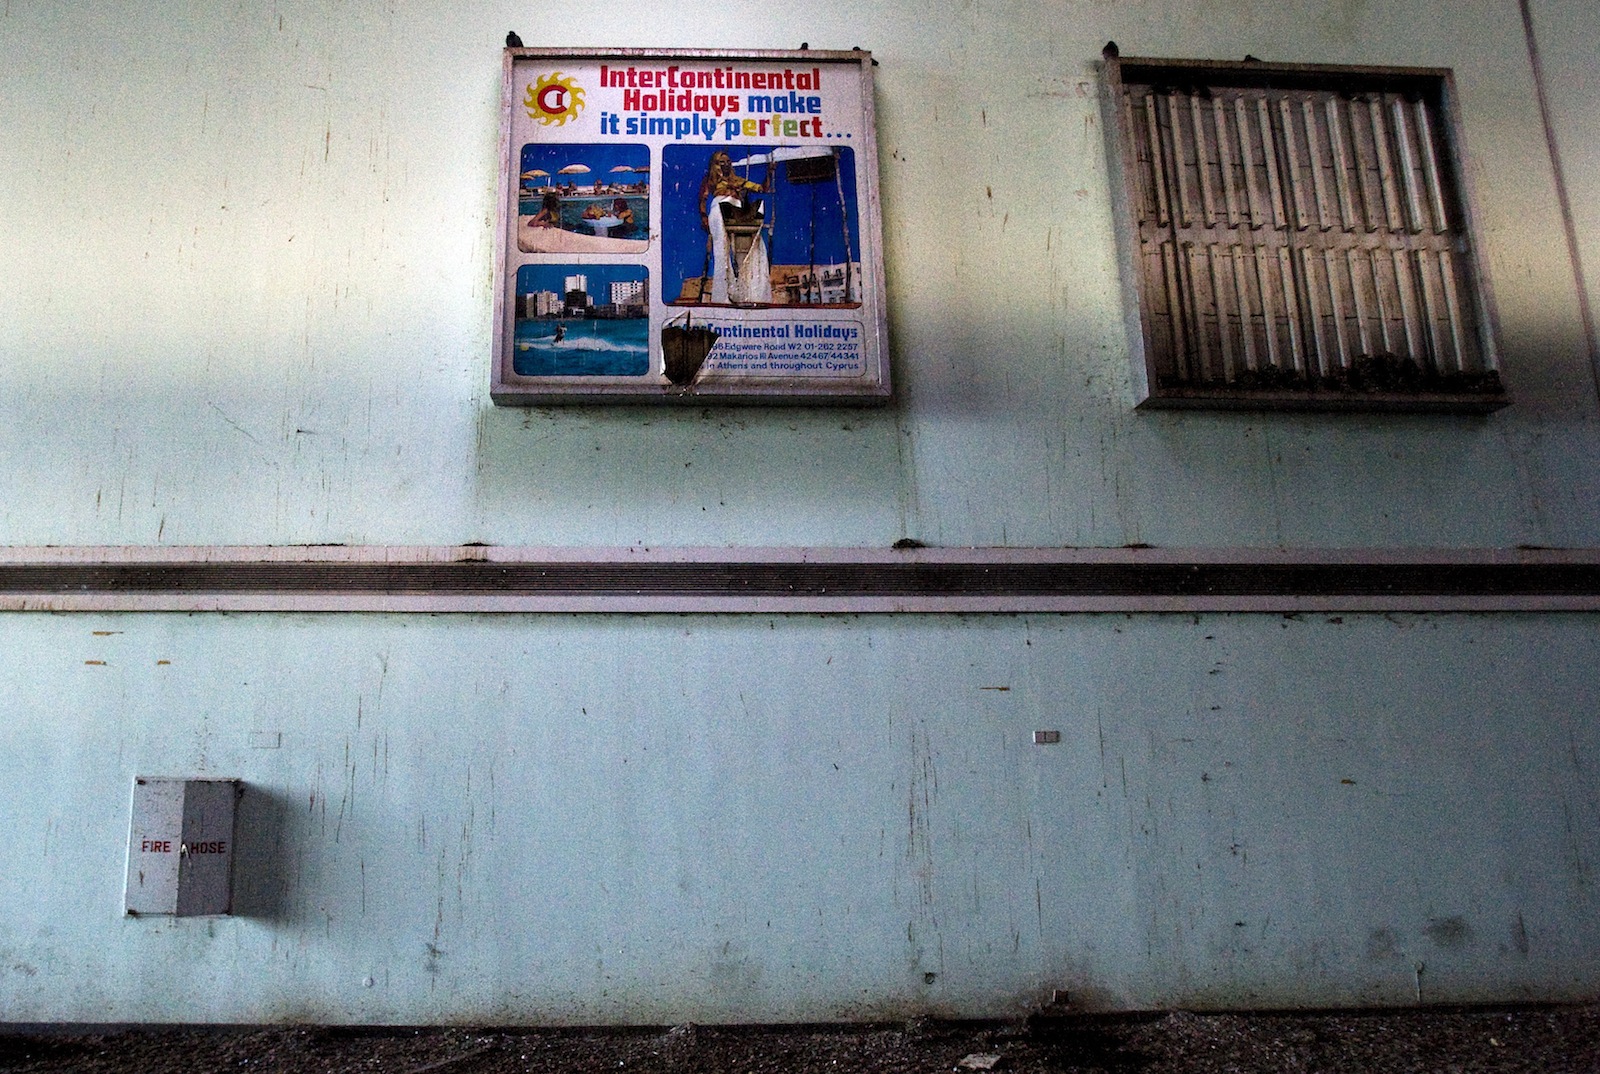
[520,168,550,189]
[557,162,591,190]
[607,164,638,191]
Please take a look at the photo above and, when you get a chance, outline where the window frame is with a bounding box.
[1100,50,1508,413]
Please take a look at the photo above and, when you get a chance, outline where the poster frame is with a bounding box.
[492,47,891,406]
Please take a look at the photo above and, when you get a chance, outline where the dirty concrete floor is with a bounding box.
[2,1005,1598,1073]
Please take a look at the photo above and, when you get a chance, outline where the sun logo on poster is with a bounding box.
[526,73,585,125]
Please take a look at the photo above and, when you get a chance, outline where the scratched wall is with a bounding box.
[2,0,1598,547]
[2,0,1600,1022]
[2,613,1598,1021]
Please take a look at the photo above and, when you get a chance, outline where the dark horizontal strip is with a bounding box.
[4,561,1600,599]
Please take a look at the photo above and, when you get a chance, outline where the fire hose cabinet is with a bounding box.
[124,778,242,916]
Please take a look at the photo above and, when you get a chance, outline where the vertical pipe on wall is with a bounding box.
[1520,0,1600,403]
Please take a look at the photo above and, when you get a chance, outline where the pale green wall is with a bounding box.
[1,0,1598,1022]
[2,0,1597,547]
[3,612,1597,1021]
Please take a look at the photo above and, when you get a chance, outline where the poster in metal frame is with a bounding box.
[492,47,890,405]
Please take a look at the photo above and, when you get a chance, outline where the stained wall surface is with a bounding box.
[1,0,1597,1022]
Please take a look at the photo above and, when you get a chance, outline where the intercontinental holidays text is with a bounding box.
[708,323,861,341]
[596,65,833,141]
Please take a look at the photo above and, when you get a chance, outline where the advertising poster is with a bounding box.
[492,49,890,404]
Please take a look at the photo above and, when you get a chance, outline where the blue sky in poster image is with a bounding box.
[519,142,648,186]
[517,263,648,301]
[660,145,858,301]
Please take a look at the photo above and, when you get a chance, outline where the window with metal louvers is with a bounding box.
[1103,52,1507,411]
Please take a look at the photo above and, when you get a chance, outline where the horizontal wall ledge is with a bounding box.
[1,546,1598,613]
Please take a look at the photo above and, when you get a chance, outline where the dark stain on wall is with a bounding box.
[1423,916,1471,949]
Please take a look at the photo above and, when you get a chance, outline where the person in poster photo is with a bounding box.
[663,145,861,309]
[699,149,773,305]
[511,264,649,377]
[517,142,650,253]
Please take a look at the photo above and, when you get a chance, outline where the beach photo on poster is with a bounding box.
[518,142,651,254]
[662,144,860,308]
[513,264,649,377]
